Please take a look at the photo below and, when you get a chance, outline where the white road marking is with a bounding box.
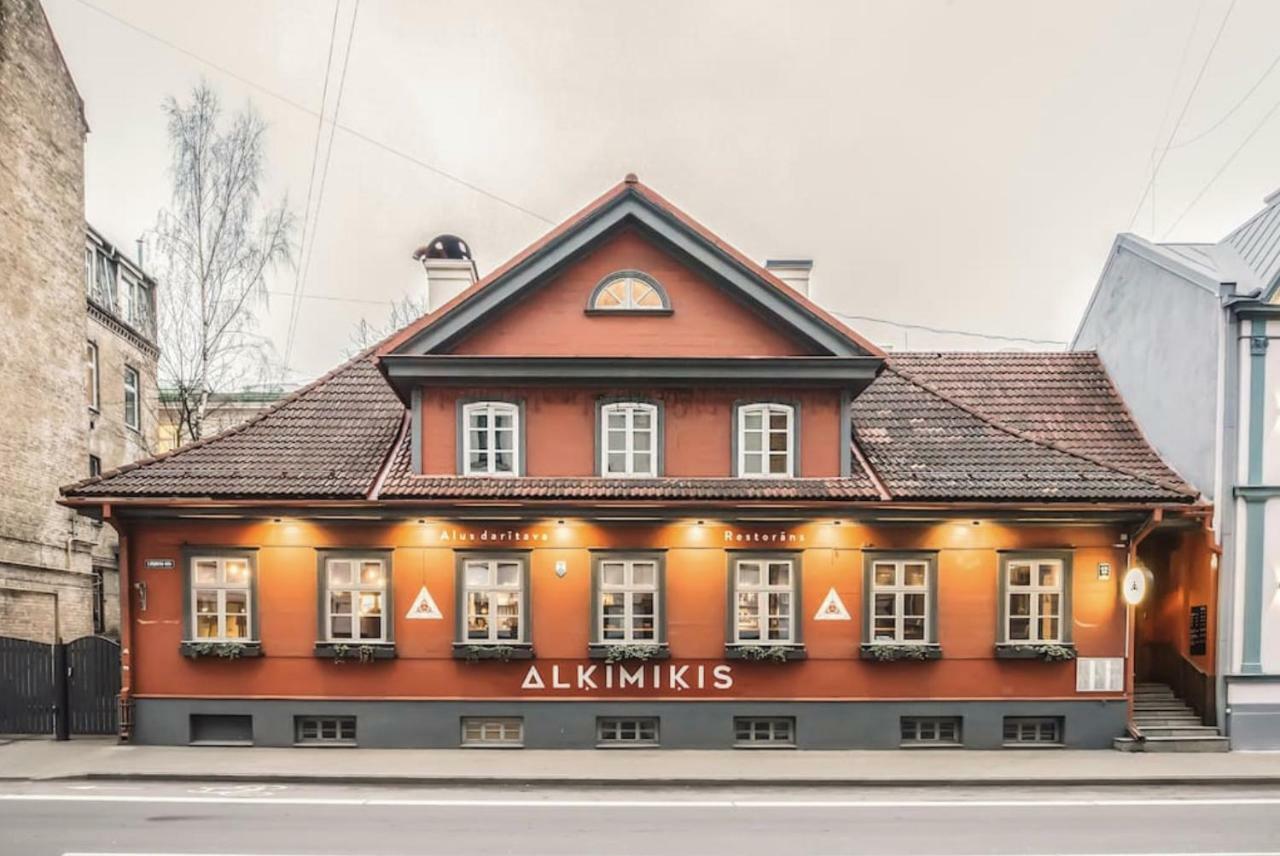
[12,793,1280,808]
[55,852,1280,856]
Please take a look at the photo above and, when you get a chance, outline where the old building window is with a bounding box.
[735,402,795,477]
[91,566,106,635]
[321,556,389,642]
[900,717,961,747]
[86,341,99,412]
[587,271,670,312]
[88,455,101,478]
[731,555,797,645]
[734,716,795,747]
[595,554,661,645]
[87,247,117,311]
[461,716,523,747]
[866,555,935,644]
[188,554,255,641]
[459,556,527,644]
[597,717,659,747]
[599,401,659,477]
[1003,716,1063,746]
[1001,555,1070,644]
[119,273,154,337]
[461,401,519,476]
[295,716,356,745]
[123,366,140,431]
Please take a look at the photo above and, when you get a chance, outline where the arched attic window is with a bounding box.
[586,271,672,314]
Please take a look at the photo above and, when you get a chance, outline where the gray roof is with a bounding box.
[1223,192,1280,297]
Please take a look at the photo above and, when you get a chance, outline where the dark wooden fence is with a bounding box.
[0,635,120,736]
[0,636,55,734]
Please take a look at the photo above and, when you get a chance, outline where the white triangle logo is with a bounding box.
[405,585,442,620]
[814,587,851,621]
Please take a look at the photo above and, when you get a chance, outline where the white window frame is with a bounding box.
[461,716,523,747]
[901,716,961,746]
[123,365,140,431]
[736,402,794,478]
[1004,558,1065,644]
[589,273,668,311]
[189,555,253,642]
[734,716,795,747]
[869,559,931,644]
[461,557,525,644]
[596,556,660,644]
[86,340,99,412]
[600,401,658,477]
[323,556,389,643]
[597,717,659,746]
[732,557,796,645]
[295,716,357,745]
[462,401,519,476]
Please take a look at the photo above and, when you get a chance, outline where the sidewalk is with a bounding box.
[2,737,1280,786]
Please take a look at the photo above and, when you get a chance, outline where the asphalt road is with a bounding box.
[1,780,1279,855]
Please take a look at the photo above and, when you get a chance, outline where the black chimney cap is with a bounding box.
[413,234,472,262]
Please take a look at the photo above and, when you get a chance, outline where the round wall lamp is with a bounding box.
[1121,566,1154,606]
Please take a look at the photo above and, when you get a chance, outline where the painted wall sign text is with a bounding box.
[521,663,734,692]
[437,528,550,543]
[143,558,175,569]
[721,528,806,544]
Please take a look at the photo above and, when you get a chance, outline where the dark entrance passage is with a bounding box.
[0,635,119,736]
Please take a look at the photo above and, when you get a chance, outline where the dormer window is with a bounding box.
[462,401,520,476]
[586,271,671,314]
[735,402,796,478]
[599,401,660,477]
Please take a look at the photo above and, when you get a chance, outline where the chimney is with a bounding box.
[765,259,813,296]
[413,234,478,311]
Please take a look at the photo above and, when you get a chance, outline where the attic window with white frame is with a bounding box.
[587,272,670,313]
[736,402,795,477]
[600,401,658,477]
[462,401,519,476]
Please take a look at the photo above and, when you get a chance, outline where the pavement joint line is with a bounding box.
[9,793,1280,808]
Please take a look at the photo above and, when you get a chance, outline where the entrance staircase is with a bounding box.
[1113,682,1228,752]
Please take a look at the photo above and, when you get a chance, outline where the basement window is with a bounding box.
[900,717,961,747]
[295,716,356,746]
[734,716,795,748]
[597,717,659,747]
[1003,716,1063,747]
[461,716,523,747]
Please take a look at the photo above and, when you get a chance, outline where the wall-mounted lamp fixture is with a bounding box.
[1122,566,1153,606]
[133,581,148,612]
[1098,562,1112,581]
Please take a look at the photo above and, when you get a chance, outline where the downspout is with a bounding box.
[108,505,134,742]
[1126,508,1163,727]
[1216,299,1241,733]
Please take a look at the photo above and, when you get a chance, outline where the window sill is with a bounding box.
[179,641,262,659]
[584,308,673,317]
[860,643,942,662]
[587,644,670,662]
[314,642,397,661]
[453,643,535,661]
[724,644,806,662]
[994,643,1077,661]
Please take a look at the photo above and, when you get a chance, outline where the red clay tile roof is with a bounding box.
[63,350,1198,506]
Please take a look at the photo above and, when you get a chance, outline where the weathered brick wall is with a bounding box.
[0,0,96,640]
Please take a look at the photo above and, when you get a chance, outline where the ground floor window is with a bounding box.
[597,717,659,747]
[734,716,795,747]
[900,716,961,746]
[462,716,523,747]
[1003,716,1063,746]
[295,716,356,745]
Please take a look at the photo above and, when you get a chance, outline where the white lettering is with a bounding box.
[696,664,705,689]
[668,664,690,691]
[551,664,570,689]
[521,666,545,689]
[576,664,598,690]
[712,664,734,689]
[619,666,644,689]
[605,664,614,689]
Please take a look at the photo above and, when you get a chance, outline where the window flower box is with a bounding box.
[859,643,942,662]
[587,643,670,663]
[994,643,1077,662]
[314,642,397,662]
[453,643,535,662]
[724,644,806,662]
[179,641,262,660]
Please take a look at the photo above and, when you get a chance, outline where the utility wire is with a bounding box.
[1166,48,1280,150]
[67,0,554,225]
[1126,0,1237,231]
[829,311,1067,346]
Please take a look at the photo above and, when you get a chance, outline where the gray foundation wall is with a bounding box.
[1228,704,1280,750]
[134,698,1127,750]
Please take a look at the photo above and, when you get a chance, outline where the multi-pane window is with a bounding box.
[462,401,518,476]
[119,273,154,336]
[86,341,99,412]
[737,403,794,477]
[91,566,106,635]
[86,247,117,311]
[461,717,523,747]
[1003,717,1063,746]
[900,717,961,746]
[123,366,140,431]
[88,455,101,478]
[295,716,356,745]
[190,556,252,641]
[590,274,667,311]
[597,557,659,644]
[733,557,795,644]
[323,557,387,642]
[1005,558,1065,643]
[462,558,524,643]
[734,717,795,747]
[597,717,659,746]
[600,402,658,477]
[870,559,930,643]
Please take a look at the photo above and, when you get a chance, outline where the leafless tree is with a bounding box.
[151,82,295,445]
[347,293,429,354]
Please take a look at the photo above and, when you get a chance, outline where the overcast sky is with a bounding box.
[44,0,1280,386]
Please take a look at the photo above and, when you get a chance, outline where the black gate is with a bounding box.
[0,635,119,736]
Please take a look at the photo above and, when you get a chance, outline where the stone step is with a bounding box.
[1135,725,1222,738]
[1133,703,1195,712]
[1138,735,1230,753]
[1133,717,1206,727]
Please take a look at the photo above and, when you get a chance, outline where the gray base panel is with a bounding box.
[133,698,1127,749]
[1228,704,1280,750]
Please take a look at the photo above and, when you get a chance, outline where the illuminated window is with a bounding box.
[1002,556,1068,644]
[600,401,659,477]
[595,555,661,644]
[322,556,389,642]
[189,555,254,641]
[587,272,670,312]
[732,556,796,644]
[462,401,519,476]
[735,403,795,477]
[460,557,527,644]
[868,557,933,644]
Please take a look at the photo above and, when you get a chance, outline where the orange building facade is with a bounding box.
[65,177,1213,749]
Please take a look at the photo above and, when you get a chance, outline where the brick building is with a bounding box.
[0,0,158,643]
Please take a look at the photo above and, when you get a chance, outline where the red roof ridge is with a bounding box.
[848,436,891,501]
[884,363,1197,499]
[367,410,411,500]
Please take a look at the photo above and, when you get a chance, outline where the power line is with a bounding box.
[283,0,359,377]
[829,311,1067,346]
[1166,48,1280,150]
[67,0,554,225]
[1126,0,1237,231]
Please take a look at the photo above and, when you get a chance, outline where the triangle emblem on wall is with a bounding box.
[814,587,851,621]
[405,585,443,620]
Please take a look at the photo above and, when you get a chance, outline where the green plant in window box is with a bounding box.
[184,641,251,659]
[463,644,516,663]
[602,644,664,664]
[733,645,792,663]
[1028,643,1077,662]
[861,643,939,662]
[331,643,352,663]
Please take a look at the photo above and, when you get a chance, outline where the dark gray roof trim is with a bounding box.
[389,190,875,358]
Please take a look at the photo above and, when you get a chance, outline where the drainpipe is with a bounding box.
[108,505,133,742]
[1215,293,1240,735]
[1126,508,1163,727]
